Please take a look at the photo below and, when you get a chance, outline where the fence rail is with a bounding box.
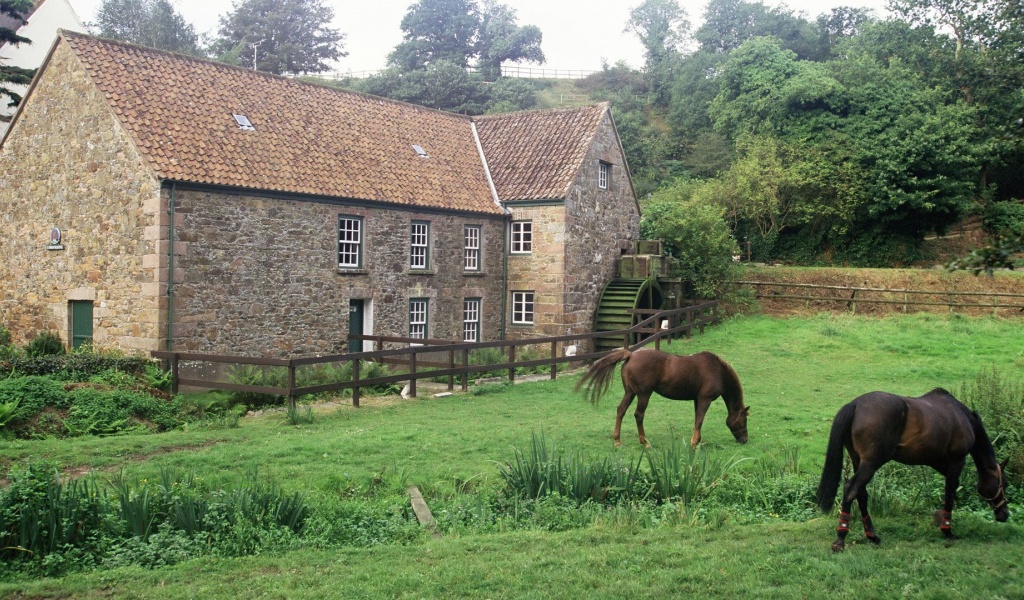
[152,301,720,408]
[738,280,1024,315]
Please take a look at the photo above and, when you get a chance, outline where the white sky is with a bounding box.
[66,0,891,75]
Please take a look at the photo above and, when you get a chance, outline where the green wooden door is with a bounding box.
[348,300,364,353]
[70,301,93,350]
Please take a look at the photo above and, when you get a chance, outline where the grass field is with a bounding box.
[2,313,1023,598]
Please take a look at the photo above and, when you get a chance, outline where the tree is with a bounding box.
[388,0,479,70]
[94,0,201,55]
[213,0,346,75]
[356,61,488,114]
[389,0,544,79]
[695,0,819,60]
[640,184,738,297]
[475,0,544,80]
[625,0,689,105]
[0,0,34,116]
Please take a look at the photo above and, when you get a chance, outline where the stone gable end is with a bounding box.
[0,41,164,349]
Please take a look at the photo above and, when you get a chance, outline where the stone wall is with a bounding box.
[0,41,164,351]
[505,112,640,347]
[170,188,506,356]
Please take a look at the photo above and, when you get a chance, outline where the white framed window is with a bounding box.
[463,298,481,342]
[338,216,363,269]
[598,161,610,189]
[510,221,532,254]
[409,298,428,339]
[464,225,481,271]
[410,221,430,269]
[512,291,534,325]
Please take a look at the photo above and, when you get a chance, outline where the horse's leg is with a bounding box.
[933,458,965,539]
[613,391,636,447]
[833,457,881,552]
[856,483,880,545]
[634,392,652,448]
[690,396,713,446]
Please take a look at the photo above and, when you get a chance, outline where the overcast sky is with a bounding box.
[66,0,891,75]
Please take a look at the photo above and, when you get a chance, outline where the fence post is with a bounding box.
[286,360,297,411]
[550,340,557,380]
[448,349,455,392]
[407,352,418,398]
[508,344,516,384]
[352,359,360,408]
[461,348,469,392]
[170,353,179,395]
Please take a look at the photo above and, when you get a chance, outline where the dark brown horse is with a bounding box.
[575,349,749,447]
[816,388,1010,552]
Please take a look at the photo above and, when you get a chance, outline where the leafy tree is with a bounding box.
[213,0,346,75]
[484,77,537,113]
[356,61,487,114]
[0,0,33,116]
[389,0,543,79]
[640,183,738,297]
[389,0,478,70]
[94,0,201,55]
[695,0,819,59]
[625,0,689,105]
[476,0,544,80]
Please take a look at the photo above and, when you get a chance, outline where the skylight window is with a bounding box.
[233,114,256,131]
[411,144,428,158]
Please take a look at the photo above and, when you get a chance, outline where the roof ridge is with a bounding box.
[59,30,475,123]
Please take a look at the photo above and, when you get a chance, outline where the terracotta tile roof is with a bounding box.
[60,31,504,215]
[473,104,608,201]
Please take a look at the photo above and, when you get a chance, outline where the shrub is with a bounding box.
[0,323,11,348]
[1,353,151,381]
[957,368,1024,487]
[25,331,66,357]
[0,375,68,422]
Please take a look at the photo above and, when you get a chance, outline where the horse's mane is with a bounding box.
[969,409,998,460]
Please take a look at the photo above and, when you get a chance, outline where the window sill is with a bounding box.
[463,271,487,277]
[407,269,436,276]
[510,323,534,328]
[337,268,368,276]
[509,252,533,257]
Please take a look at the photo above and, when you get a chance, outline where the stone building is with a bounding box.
[0,0,86,137]
[0,31,639,357]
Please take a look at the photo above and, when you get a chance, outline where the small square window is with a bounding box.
[512,291,534,325]
[233,114,256,131]
[510,221,532,254]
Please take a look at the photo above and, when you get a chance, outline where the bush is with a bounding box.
[0,375,68,422]
[25,331,66,357]
[1,352,151,381]
[957,368,1024,487]
[64,388,181,436]
[0,323,11,348]
[982,201,1024,237]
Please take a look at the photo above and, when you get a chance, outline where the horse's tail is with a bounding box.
[816,401,856,513]
[575,348,632,406]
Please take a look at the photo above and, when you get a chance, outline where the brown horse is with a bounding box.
[816,388,1010,552]
[575,349,749,447]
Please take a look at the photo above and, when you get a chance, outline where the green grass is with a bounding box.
[2,313,1023,597]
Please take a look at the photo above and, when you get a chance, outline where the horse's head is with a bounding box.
[727,406,750,444]
[979,459,1010,522]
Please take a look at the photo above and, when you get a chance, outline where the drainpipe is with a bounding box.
[501,221,508,341]
[166,182,176,351]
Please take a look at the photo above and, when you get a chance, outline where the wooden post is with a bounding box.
[409,352,417,398]
[508,345,516,384]
[550,340,557,380]
[170,353,179,395]
[447,349,455,391]
[286,361,297,411]
[352,359,360,408]
[461,348,469,392]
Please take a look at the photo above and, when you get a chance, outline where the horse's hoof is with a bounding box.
[866,534,881,545]
[613,440,622,448]
[831,540,845,553]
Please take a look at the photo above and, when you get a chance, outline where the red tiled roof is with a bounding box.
[474,104,608,201]
[60,31,504,215]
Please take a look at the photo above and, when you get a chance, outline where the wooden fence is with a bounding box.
[738,280,1024,315]
[151,301,720,408]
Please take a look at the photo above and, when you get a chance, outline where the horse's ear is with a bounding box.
[744,406,750,415]
[1000,458,1009,471]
